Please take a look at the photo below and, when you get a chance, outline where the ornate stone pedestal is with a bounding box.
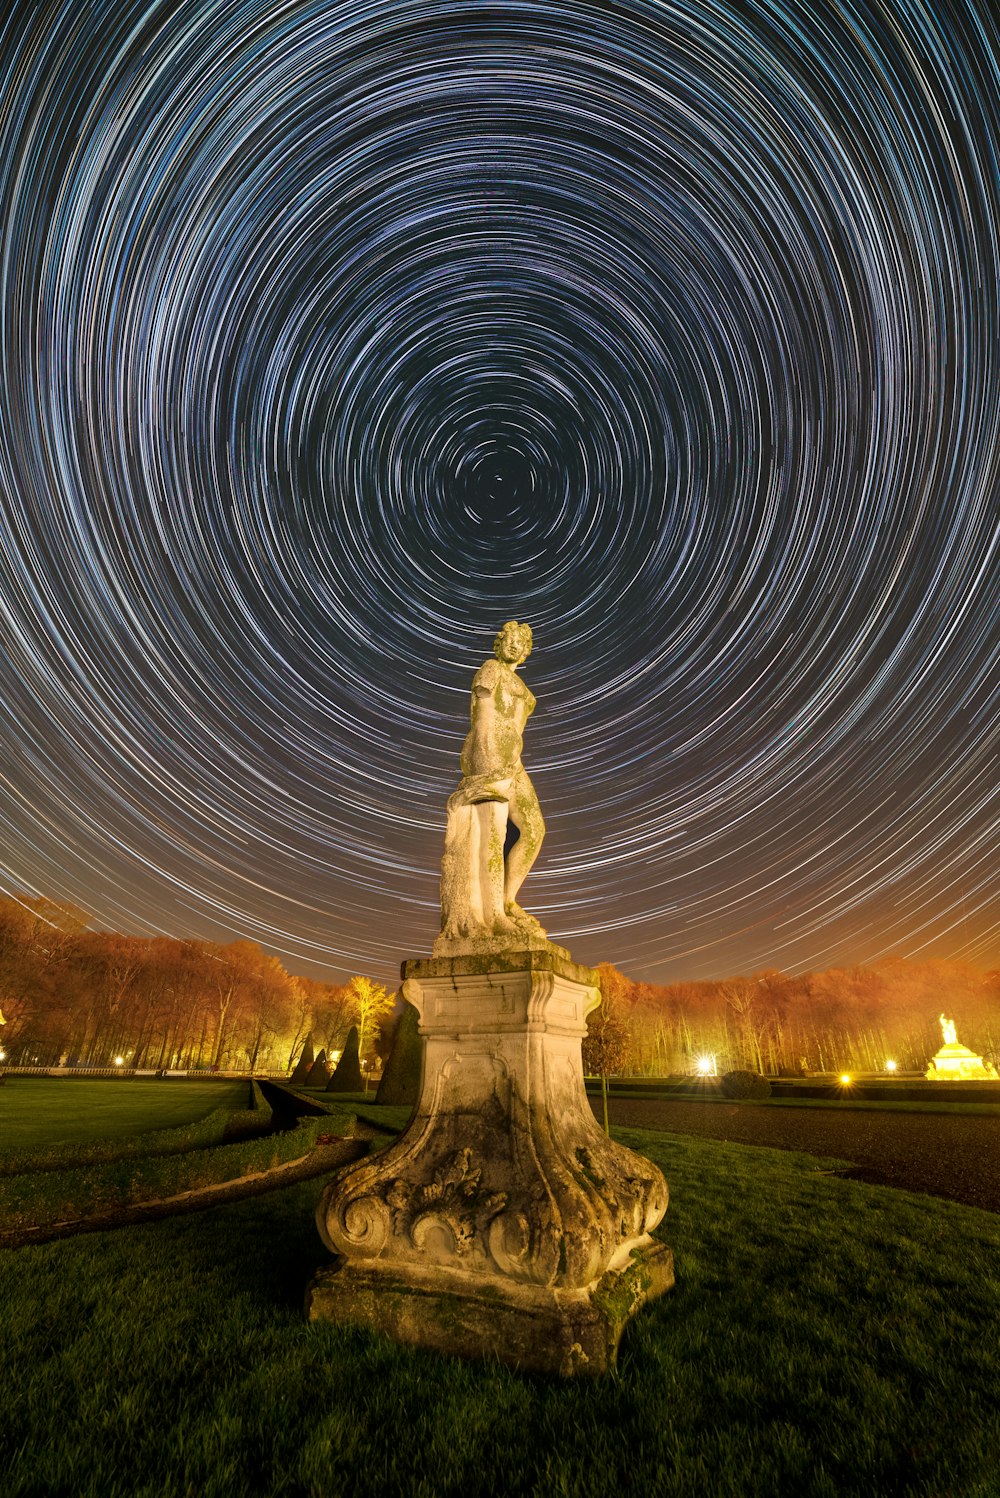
[925,1040,996,1080]
[306,950,673,1376]
[925,1014,997,1081]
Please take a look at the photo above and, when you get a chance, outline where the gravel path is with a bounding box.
[596,1097,1000,1214]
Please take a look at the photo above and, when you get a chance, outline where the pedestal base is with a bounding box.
[925,1041,995,1080]
[308,951,673,1375]
[306,1239,674,1377]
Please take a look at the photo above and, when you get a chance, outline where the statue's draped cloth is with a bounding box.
[436,642,549,953]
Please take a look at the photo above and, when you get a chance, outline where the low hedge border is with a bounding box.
[1,1085,272,1178]
[0,1114,352,1231]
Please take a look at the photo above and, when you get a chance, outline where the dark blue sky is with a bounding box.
[0,0,997,984]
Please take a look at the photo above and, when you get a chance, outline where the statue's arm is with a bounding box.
[471,658,501,699]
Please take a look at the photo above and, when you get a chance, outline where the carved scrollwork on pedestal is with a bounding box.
[574,1146,666,1239]
[317,1174,394,1258]
[384,1148,507,1260]
[315,952,672,1331]
[486,1208,533,1276]
[341,1194,390,1253]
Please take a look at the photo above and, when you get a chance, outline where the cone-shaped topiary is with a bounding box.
[375,1002,421,1107]
[304,1049,331,1087]
[289,1034,316,1084]
[327,1026,363,1092]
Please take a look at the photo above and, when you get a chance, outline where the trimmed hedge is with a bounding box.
[327,1027,363,1093]
[376,1003,421,1107]
[720,1070,772,1100]
[0,1115,346,1231]
[283,1086,373,1118]
[0,1097,273,1178]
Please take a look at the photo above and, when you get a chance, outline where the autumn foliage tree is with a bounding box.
[0,897,87,1059]
[583,968,634,1134]
[345,975,396,1067]
[0,893,387,1074]
[3,890,995,1080]
[578,958,999,1080]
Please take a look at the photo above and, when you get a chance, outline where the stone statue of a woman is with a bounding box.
[436,621,554,953]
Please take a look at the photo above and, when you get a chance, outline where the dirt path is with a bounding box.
[596,1096,1000,1214]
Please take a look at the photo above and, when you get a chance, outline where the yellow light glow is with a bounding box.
[885,1059,898,1073]
[839,1073,852,1085]
[695,1055,715,1075]
[114,1056,124,1067]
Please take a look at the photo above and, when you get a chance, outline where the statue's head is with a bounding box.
[494,620,533,666]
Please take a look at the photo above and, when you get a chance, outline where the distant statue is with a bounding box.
[437,621,549,950]
[926,1012,996,1080]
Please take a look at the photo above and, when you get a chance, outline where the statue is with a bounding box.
[436,621,552,952]
[926,1013,997,1080]
[308,616,674,1376]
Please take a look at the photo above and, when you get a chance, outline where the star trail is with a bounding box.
[0,0,997,984]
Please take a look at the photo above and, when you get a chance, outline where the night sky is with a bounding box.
[0,0,997,986]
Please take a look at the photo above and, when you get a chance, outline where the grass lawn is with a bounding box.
[0,1079,250,1154]
[2,1124,998,1497]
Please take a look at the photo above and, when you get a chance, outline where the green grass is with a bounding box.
[0,1116,336,1230]
[0,1079,251,1155]
[352,1101,413,1134]
[1,1125,997,1497]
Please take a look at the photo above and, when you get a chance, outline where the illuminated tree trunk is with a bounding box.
[211,989,235,1068]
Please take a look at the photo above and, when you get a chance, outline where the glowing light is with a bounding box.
[885,1059,898,1073]
[695,1055,716,1076]
[114,1056,124,1067]
[0,1049,6,1061]
[839,1073,852,1085]
[925,1018,995,1080]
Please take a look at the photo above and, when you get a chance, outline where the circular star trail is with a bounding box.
[0,0,997,981]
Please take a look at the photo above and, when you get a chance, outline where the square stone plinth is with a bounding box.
[306,1240,675,1377]
[309,952,673,1376]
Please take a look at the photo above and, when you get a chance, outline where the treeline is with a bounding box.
[0,896,389,1072]
[2,893,997,1076]
[593,960,1000,1076]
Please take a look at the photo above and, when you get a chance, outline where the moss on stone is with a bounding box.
[590,1253,653,1327]
[574,1146,606,1193]
[404,950,594,983]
